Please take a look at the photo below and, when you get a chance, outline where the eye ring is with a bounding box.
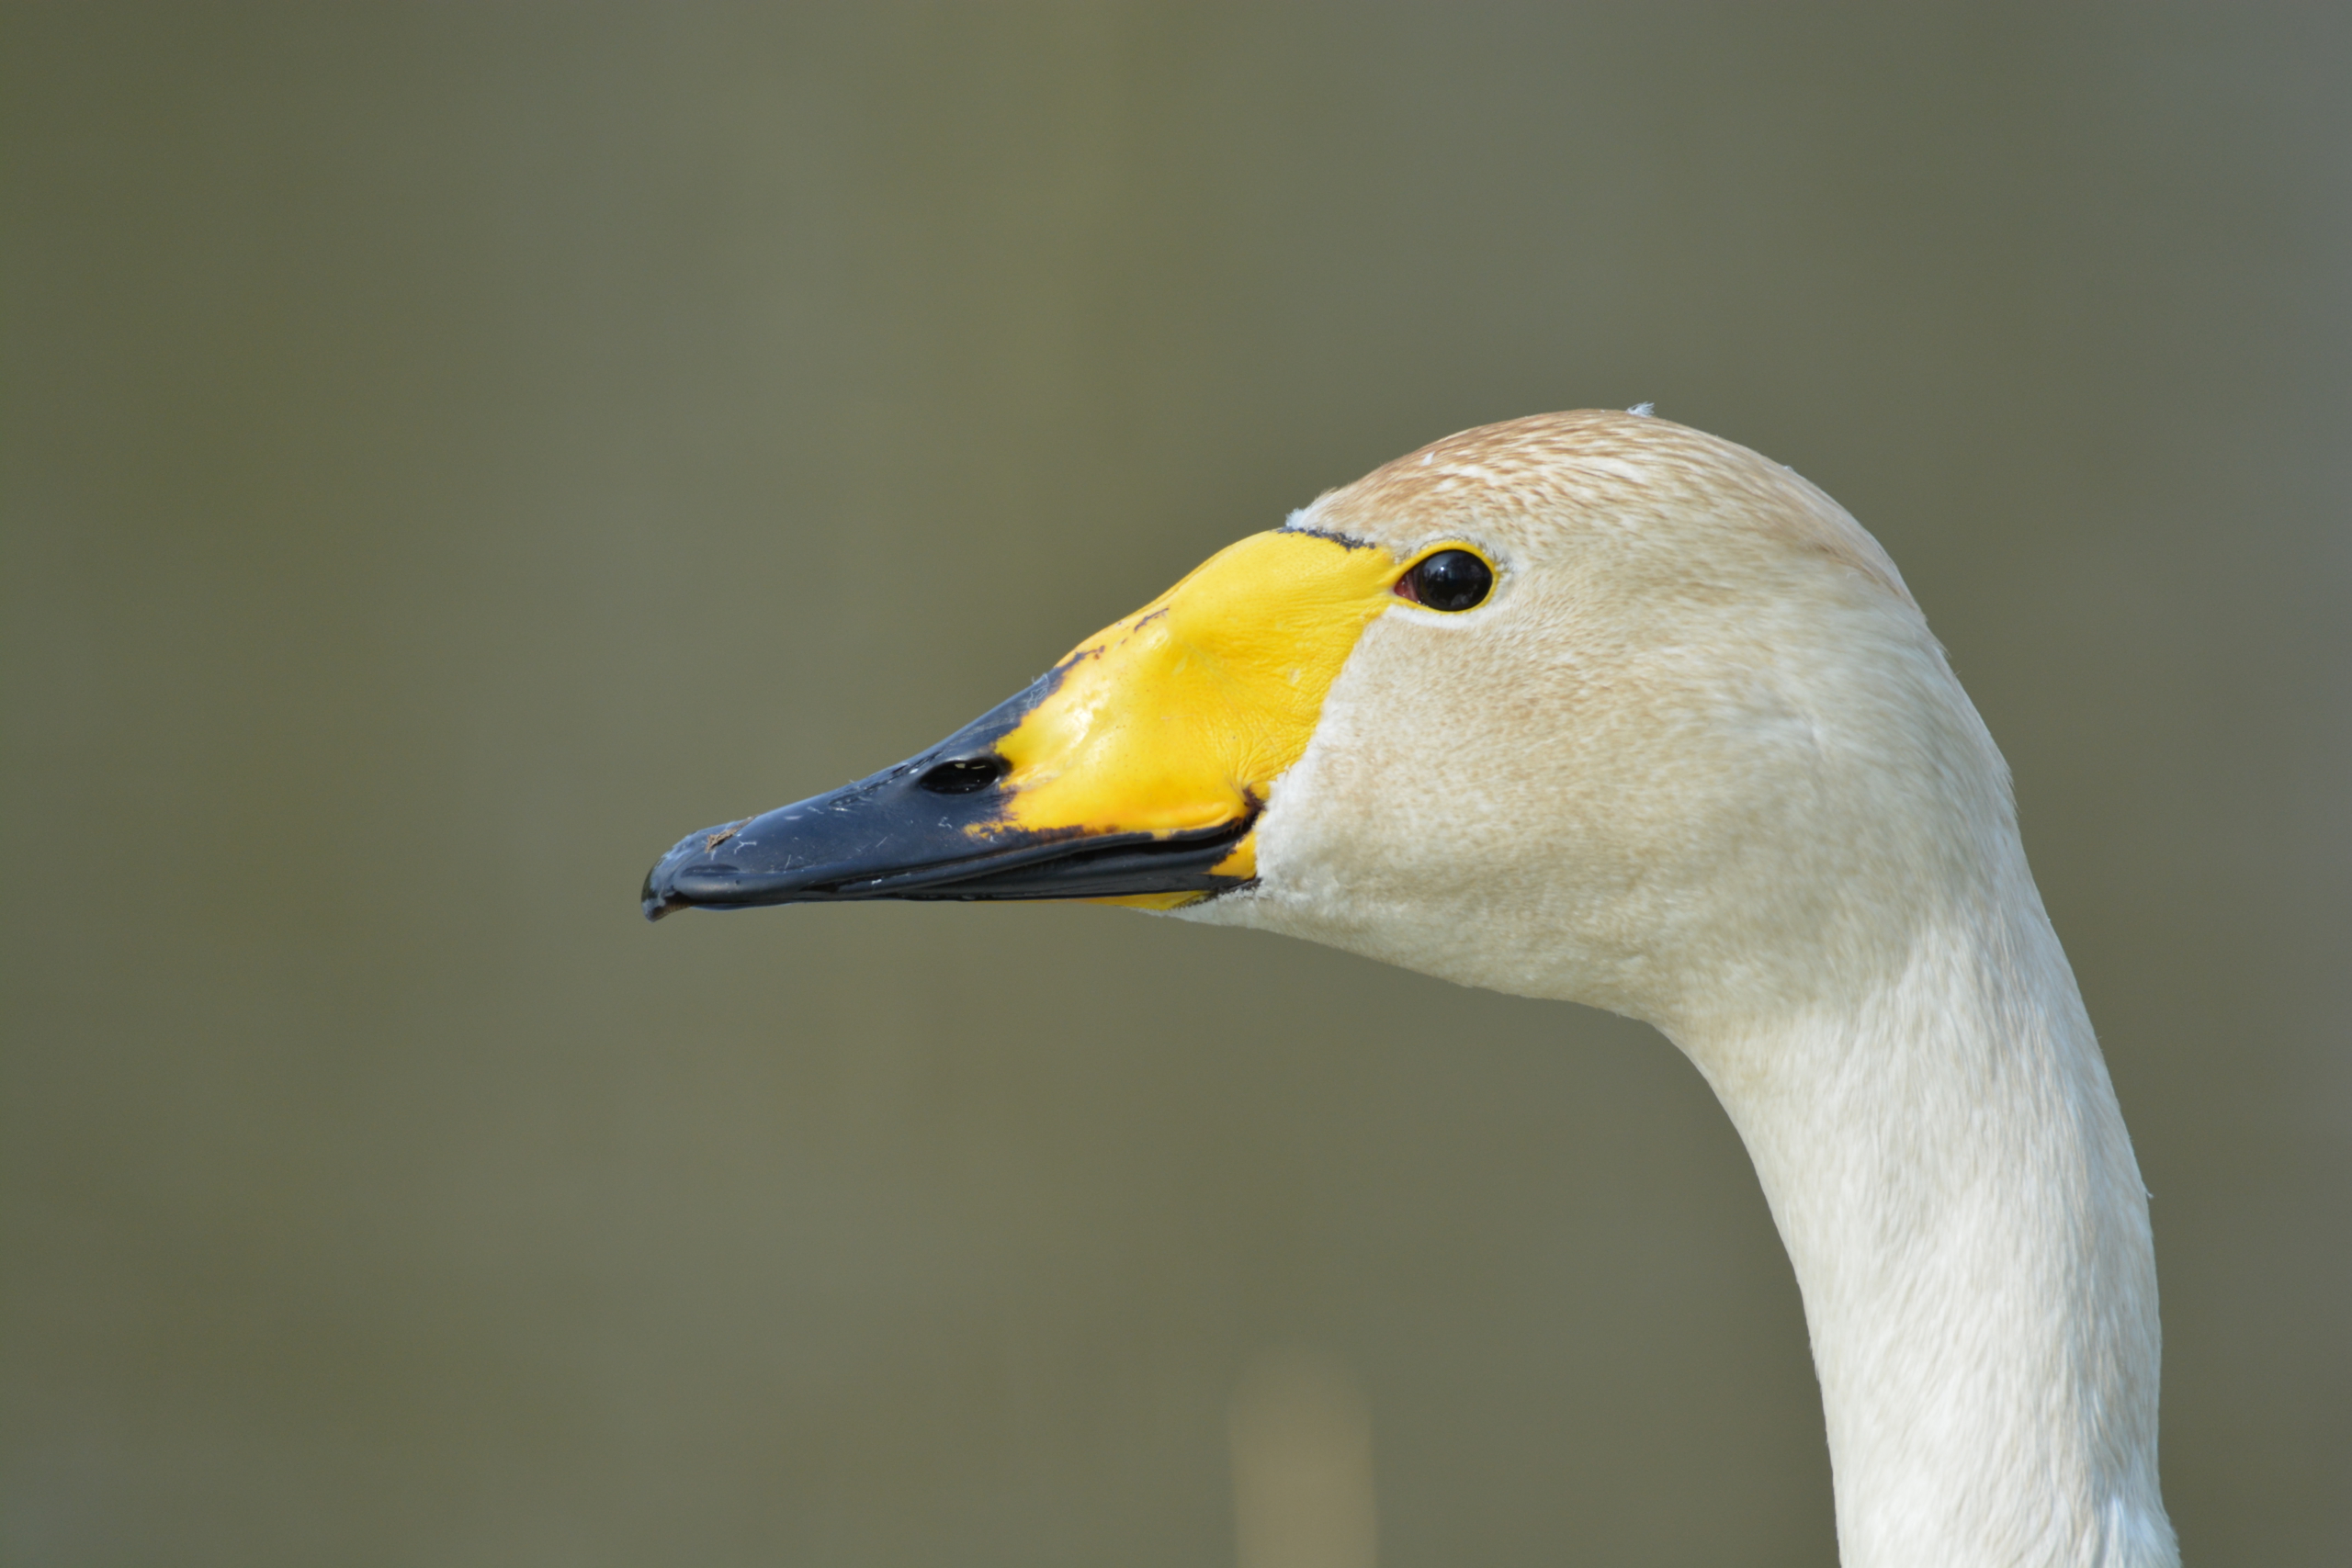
[1394,547,1495,612]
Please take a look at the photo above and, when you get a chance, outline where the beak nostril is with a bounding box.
[917,756,1010,795]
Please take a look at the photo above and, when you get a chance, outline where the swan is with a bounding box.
[641,411,2177,1568]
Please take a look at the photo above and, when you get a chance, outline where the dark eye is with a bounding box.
[917,756,1009,795]
[1397,548,1493,612]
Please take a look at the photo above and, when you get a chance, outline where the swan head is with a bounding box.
[642,412,2008,1036]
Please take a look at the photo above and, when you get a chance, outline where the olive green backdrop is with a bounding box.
[5,6,2346,1565]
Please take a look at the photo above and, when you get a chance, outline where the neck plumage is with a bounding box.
[1677,857,2177,1568]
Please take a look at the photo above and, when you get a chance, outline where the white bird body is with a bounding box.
[647,411,2177,1566]
[1193,415,2176,1566]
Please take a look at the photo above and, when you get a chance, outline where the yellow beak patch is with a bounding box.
[991,528,1402,900]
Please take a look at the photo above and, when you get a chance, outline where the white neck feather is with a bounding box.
[1672,852,2175,1568]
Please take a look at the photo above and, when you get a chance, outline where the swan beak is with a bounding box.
[640,528,1400,920]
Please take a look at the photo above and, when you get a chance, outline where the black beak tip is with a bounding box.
[640,818,758,922]
[640,866,685,921]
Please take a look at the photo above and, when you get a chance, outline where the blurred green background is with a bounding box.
[5,6,2346,1565]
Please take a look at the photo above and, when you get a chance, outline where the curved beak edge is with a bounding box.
[639,806,1253,920]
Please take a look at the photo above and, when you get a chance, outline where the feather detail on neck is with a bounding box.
[1676,845,2174,1567]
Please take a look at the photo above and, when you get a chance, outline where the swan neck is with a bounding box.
[1680,886,2176,1568]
